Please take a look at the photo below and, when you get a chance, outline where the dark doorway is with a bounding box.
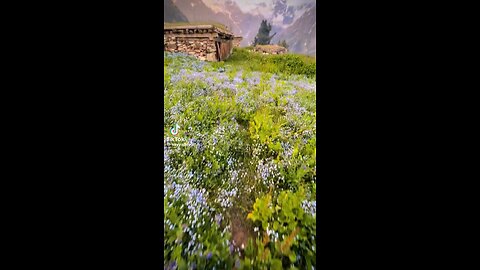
[215,41,220,61]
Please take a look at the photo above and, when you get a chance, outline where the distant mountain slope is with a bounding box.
[173,0,263,46]
[164,0,189,22]
[274,6,316,56]
[213,0,264,46]
[173,0,218,23]
[170,0,316,51]
[269,0,314,29]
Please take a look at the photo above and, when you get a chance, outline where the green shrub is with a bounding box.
[164,189,236,269]
[225,48,316,78]
[241,188,316,269]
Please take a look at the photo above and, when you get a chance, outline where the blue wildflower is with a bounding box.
[215,214,222,225]
[166,260,177,270]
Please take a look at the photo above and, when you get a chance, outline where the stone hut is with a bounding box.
[253,44,288,55]
[164,23,240,61]
[233,36,243,47]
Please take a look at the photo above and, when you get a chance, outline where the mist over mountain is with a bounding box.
[166,0,316,52]
[273,5,316,56]
[164,0,189,22]
[269,0,314,29]
[172,0,263,46]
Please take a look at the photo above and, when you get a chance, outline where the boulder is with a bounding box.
[206,53,217,62]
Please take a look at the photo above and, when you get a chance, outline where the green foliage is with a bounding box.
[271,54,315,78]
[249,108,281,148]
[279,136,316,190]
[164,191,235,269]
[247,192,274,230]
[253,20,276,45]
[226,48,316,78]
[278,39,289,49]
[243,188,316,269]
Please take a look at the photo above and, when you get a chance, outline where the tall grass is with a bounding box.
[215,48,316,79]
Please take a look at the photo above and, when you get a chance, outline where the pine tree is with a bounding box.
[253,20,277,45]
[278,39,289,49]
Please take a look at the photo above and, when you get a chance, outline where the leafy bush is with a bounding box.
[242,188,316,269]
[225,48,316,78]
[164,183,238,269]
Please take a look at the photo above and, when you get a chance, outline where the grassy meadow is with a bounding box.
[164,48,316,270]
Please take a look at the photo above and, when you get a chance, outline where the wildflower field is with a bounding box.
[164,48,316,270]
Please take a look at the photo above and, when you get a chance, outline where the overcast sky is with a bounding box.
[203,0,315,16]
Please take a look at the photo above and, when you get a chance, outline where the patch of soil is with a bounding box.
[230,207,254,253]
[236,118,249,131]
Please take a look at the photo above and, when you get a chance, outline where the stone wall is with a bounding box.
[164,35,217,61]
[233,37,242,47]
[164,25,238,61]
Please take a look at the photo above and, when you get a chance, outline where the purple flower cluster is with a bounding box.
[165,180,230,257]
[246,76,260,86]
[165,260,177,270]
[170,69,188,84]
[215,214,222,226]
[256,158,283,188]
[301,200,316,216]
[285,97,307,114]
[215,186,238,209]
[233,76,243,85]
[281,142,294,159]
[268,75,277,88]
[290,79,316,92]
[164,52,191,59]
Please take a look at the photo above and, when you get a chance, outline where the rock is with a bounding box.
[206,53,216,62]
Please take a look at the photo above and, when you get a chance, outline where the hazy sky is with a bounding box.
[202,0,315,15]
